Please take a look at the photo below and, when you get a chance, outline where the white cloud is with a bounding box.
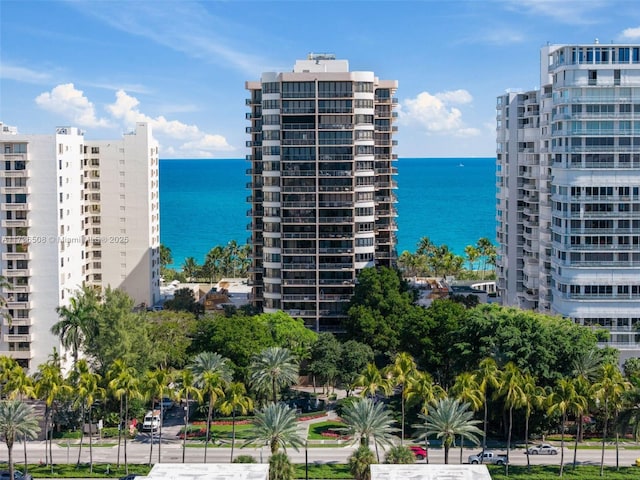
[106,89,233,156]
[35,83,111,127]
[400,89,480,137]
[1,63,52,84]
[620,26,640,40]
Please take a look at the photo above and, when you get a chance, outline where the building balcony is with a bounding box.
[2,269,32,277]
[1,203,31,211]
[0,349,33,360]
[0,186,30,195]
[0,170,30,178]
[6,301,32,310]
[5,317,33,327]
[319,262,353,270]
[3,333,33,343]
[2,252,31,261]
[1,219,30,228]
[2,284,31,294]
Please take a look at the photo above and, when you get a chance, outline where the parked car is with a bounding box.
[119,475,138,480]
[142,409,161,431]
[159,397,175,410]
[409,445,428,460]
[0,471,33,480]
[468,451,508,465]
[526,443,559,455]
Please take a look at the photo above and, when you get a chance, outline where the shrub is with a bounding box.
[232,455,256,463]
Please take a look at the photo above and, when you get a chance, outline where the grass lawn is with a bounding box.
[488,465,639,479]
[308,421,345,441]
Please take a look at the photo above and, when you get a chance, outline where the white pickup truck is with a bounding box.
[468,451,508,465]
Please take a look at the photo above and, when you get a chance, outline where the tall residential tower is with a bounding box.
[0,122,160,370]
[246,54,398,331]
[497,43,640,360]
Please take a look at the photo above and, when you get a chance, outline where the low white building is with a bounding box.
[142,463,269,480]
[371,464,492,480]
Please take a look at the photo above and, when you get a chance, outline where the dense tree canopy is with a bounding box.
[452,304,600,387]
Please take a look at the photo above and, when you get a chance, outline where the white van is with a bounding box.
[142,410,161,432]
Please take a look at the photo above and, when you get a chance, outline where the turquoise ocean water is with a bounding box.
[160,158,496,268]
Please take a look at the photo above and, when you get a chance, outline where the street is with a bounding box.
[14,440,640,468]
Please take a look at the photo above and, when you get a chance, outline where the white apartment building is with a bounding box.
[246,54,398,332]
[497,43,640,361]
[0,122,160,370]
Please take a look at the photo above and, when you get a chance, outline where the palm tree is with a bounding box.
[182,257,199,281]
[475,357,501,456]
[33,360,70,468]
[384,445,415,464]
[0,400,40,480]
[497,362,526,474]
[412,397,483,464]
[189,352,233,462]
[349,445,376,480]
[107,359,142,472]
[572,350,601,445]
[451,372,483,463]
[244,402,304,454]
[69,360,103,470]
[268,452,295,480]
[175,368,204,463]
[404,370,446,464]
[383,352,417,444]
[51,286,99,365]
[219,382,254,461]
[521,373,546,472]
[593,363,630,474]
[353,363,393,400]
[476,237,496,279]
[547,378,584,477]
[249,347,299,403]
[464,245,480,272]
[1,361,34,475]
[204,245,225,283]
[142,368,171,464]
[618,385,640,442]
[568,376,591,471]
[339,397,398,461]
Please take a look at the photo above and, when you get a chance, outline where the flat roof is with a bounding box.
[142,463,269,480]
[371,464,492,480]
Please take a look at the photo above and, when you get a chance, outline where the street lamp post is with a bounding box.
[305,441,309,480]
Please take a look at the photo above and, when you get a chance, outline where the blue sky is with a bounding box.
[2,0,640,158]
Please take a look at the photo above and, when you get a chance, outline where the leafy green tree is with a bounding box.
[339,397,398,461]
[162,288,204,316]
[190,352,233,462]
[308,333,342,393]
[384,445,415,464]
[397,250,428,278]
[146,311,197,369]
[0,400,40,480]
[51,285,99,365]
[412,397,483,464]
[89,288,154,375]
[405,370,447,415]
[618,385,640,442]
[249,347,299,403]
[476,237,496,279]
[219,382,254,461]
[454,304,599,387]
[623,357,640,383]
[190,314,274,377]
[339,341,374,395]
[255,311,318,361]
[464,245,480,272]
[268,452,294,480]
[349,445,376,480]
[383,352,417,444]
[244,403,304,454]
[204,245,224,283]
[344,266,423,360]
